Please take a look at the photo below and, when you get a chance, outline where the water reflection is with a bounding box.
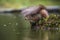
[48,30,60,40]
[0,14,60,40]
[23,29,60,40]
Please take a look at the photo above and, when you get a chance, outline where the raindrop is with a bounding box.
[9,23,11,24]
[55,28,59,30]
[16,23,18,26]
[3,24,7,26]
[56,23,58,25]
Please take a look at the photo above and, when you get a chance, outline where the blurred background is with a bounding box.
[0,0,60,8]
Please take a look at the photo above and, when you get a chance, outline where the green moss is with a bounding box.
[39,14,60,28]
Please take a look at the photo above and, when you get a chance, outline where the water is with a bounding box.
[0,14,60,40]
